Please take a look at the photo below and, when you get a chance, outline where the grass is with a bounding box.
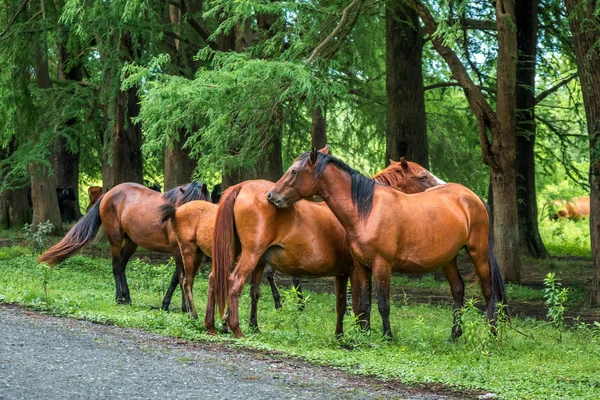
[0,246,599,400]
[539,218,591,257]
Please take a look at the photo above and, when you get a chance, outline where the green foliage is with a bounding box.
[22,221,54,254]
[544,272,569,340]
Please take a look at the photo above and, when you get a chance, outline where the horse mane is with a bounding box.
[373,163,408,187]
[161,182,208,207]
[298,152,375,219]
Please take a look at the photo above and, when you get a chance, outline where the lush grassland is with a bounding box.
[539,217,591,257]
[0,243,599,400]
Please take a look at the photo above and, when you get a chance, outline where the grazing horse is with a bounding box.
[211,154,442,338]
[549,196,590,220]
[87,186,103,211]
[38,182,210,308]
[267,147,506,339]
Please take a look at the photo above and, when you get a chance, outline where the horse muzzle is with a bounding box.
[266,191,288,208]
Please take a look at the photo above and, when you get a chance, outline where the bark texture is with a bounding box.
[164,130,196,190]
[311,108,327,149]
[515,0,547,258]
[565,0,600,305]
[385,0,428,167]
[30,40,63,235]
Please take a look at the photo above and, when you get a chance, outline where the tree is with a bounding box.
[408,0,521,282]
[565,0,600,305]
[516,0,548,258]
[386,0,428,168]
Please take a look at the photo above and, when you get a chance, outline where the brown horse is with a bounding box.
[211,154,441,338]
[160,199,307,319]
[38,182,210,308]
[267,148,506,339]
[87,186,103,211]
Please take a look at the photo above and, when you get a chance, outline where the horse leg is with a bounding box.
[265,265,282,310]
[162,269,180,311]
[372,260,393,338]
[179,246,200,319]
[204,272,217,334]
[227,251,262,338]
[465,240,497,332]
[442,258,465,340]
[334,274,349,337]
[350,261,372,331]
[292,276,304,311]
[249,261,266,332]
[115,238,137,304]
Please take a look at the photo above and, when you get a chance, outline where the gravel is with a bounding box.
[0,304,460,400]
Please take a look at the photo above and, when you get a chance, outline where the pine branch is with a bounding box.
[171,0,219,50]
[408,0,497,167]
[306,0,365,64]
[0,0,31,39]
[424,82,496,93]
[534,73,578,105]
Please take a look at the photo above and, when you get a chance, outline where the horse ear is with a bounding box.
[201,183,208,195]
[400,157,410,172]
[319,145,330,155]
[309,147,318,164]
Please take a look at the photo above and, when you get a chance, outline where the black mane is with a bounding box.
[298,152,375,219]
[162,182,209,207]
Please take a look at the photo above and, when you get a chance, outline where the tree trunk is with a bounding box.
[515,0,547,258]
[30,39,63,235]
[164,129,196,190]
[492,0,520,283]
[111,86,144,186]
[0,187,31,229]
[0,142,32,228]
[53,39,84,219]
[385,0,428,167]
[311,108,327,149]
[565,0,600,305]
[162,4,200,191]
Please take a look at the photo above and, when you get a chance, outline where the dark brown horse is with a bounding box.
[38,182,210,308]
[211,153,440,338]
[267,148,506,339]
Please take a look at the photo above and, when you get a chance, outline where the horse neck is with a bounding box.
[316,164,364,237]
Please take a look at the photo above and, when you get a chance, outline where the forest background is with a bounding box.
[1,0,599,303]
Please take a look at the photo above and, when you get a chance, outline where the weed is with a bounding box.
[23,221,54,254]
[544,272,569,341]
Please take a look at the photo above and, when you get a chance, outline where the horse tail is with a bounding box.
[37,195,104,266]
[212,183,243,318]
[480,198,508,321]
[158,203,177,225]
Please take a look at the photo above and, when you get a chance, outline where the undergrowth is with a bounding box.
[0,248,599,399]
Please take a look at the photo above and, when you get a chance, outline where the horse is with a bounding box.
[38,182,211,309]
[267,147,506,339]
[87,186,103,211]
[211,153,442,338]
[549,196,590,220]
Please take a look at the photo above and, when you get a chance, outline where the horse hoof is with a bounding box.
[116,298,131,305]
[233,330,245,338]
[206,327,217,335]
[248,325,260,334]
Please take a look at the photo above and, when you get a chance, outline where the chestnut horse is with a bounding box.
[211,155,442,337]
[38,182,210,308]
[267,148,506,339]
[87,186,103,211]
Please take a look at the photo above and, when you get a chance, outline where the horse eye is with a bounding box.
[291,170,298,175]
[418,176,427,181]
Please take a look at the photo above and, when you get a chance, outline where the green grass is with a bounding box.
[539,218,591,257]
[0,248,599,399]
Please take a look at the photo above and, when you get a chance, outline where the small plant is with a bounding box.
[281,285,310,337]
[544,272,569,341]
[38,262,53,303]
[23,220,54,254]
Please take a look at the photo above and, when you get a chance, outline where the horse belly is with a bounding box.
[262,243,345,278]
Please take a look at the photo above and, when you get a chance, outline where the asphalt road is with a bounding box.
[0,304,460,400]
